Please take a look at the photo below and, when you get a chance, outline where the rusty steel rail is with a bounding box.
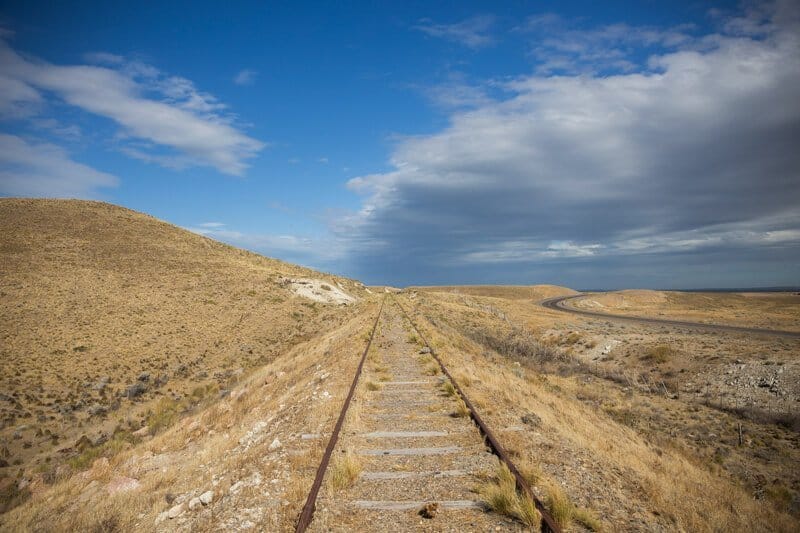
[295,297,385,533]
[396,298,561,533]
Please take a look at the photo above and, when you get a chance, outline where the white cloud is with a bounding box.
[518,13,696,74]
[0,39,264,175]
[185,223,345,268]
[0,133,118,197]
[342,2,800,283]
[413,15,496,49]
[233,69,257,86]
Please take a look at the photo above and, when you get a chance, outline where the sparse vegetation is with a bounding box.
[327,450,362,490]
[466,326,568,363]
[479,463,541,529]
[643,344,674,363]
[452,397,470,418]
[544,482,601,531]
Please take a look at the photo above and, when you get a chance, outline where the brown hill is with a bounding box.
[0,198,366,511]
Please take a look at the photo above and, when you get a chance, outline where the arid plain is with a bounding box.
[1,199,798,532]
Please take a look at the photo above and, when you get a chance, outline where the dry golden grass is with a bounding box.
[478,463,541,530]
[0,198,369,516]
[401,293,798,532]
[327,450,362,491]
[1,300,381,531]
[451,397,470,418]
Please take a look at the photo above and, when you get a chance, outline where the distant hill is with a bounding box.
[412,284,578,301]
[0,198,366,508]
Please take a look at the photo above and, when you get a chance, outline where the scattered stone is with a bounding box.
[138,372,150,382]
[155,511,169,524]
[521,412,542,427]
[419,347,431,354]
[92,377,110,391]
[269,438,282,451]
[167,502,185,519]
[132,425,150,438]
[125,382,147,399]
[106,476,141,495]
[199,490,214,505]
[75,435,93,452]
[230,481,245,494]
[419,502,439,519]
[188,497,202,510]
[87,404,107,416]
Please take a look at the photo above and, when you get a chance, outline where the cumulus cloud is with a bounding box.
[342,2,800,286]
[0,133,118,197]
[0,38,264,176]
[413,15,496,49]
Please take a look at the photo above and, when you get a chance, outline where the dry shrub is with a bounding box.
[466,327,568,363]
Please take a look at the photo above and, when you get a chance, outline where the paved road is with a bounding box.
[540,294,800,339]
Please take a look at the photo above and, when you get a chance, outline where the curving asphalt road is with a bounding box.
[540,294,800,339]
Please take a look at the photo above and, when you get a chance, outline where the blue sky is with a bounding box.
[1,1,799,288]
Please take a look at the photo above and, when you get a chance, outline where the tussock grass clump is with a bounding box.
[442,380,457,397]
[328,450,361,490]
[365,380,382,391]
[479,463,541,530]
[545,482,602,531]
[452,397,470,418]
[424,364,440,376]
[643,344,674,364]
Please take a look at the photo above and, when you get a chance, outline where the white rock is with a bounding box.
[199,490,214,505]
[230,481,244,494]
[188,497,201,510]
[167,503,185,519]
[155,511,169,524]
[269,438,282,451]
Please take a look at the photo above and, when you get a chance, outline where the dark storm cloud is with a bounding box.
[339,2,800,287]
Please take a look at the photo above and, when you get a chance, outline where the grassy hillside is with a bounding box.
[0,199,367,512]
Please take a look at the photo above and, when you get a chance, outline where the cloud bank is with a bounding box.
[343,3,800,287]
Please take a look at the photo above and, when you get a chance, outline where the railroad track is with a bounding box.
[541,294,800,339]
[296,297,559,532]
